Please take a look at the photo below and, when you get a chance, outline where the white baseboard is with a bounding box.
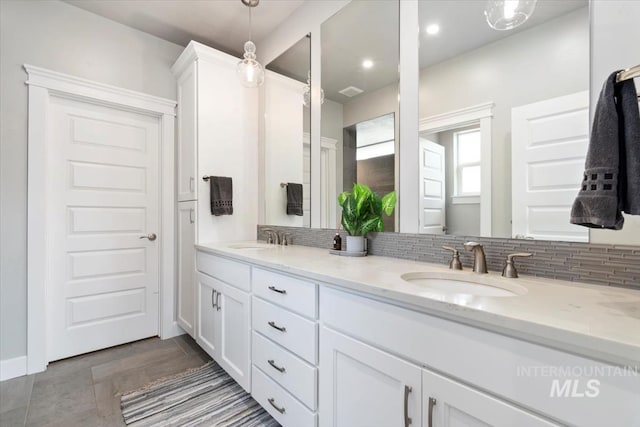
[0,356,27,381]
[161,321,186,340]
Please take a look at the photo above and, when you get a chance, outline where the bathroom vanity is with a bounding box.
[190,242,640,427]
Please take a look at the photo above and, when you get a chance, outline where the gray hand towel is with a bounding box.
[570,71,640,229]
[210,176,233,216]
[286,183,303,216]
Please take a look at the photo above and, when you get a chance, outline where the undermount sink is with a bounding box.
[401,272,527,297]
[227,242,275,250]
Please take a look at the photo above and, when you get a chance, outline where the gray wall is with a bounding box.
[0,0,183,361]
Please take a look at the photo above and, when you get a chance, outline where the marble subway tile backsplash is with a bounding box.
[257,225,640,289]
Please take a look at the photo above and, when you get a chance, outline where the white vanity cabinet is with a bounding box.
[319,286,637,427]
[319,327,422,427]
[250,267,319,427]
[320,325,558,427]
[196,252,251,392]
[422,369,559,427]
[177,201,196,337]
[172,40,258,346]
[175,61,197,202]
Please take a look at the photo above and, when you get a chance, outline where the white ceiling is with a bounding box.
[65,0,588,102]
[64,0,306,57]
[320,0,587,103]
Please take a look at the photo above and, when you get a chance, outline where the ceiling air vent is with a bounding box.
[338,86,364,97]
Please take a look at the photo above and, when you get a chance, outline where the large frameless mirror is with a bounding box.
[319,0,400,231]
[264,34,312,227]
[417,0,589,241]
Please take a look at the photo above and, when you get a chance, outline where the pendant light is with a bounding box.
[303,71,324,108]
[237,0,264,87]
[484,0,537,31]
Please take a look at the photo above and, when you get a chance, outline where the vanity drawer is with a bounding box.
[196,251,250,292]
[252,366,316,427]
[252,297,317,364]
[252,331,317,410]
[253,267,317,318]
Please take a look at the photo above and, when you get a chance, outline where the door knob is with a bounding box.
[140,233,157,241]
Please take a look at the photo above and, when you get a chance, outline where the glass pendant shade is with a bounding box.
[302,71,324,107]
[484,0,537,31]
[237,41,264,88]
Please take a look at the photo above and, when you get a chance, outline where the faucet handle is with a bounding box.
[442,246,462,270]
[502,253,532,278]
[280,232,292,246]
[464,241,482,248]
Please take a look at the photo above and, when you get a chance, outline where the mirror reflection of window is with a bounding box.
[453,128,481,197]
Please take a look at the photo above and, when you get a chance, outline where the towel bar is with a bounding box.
[203,176,211,182]
[280,182,288,188]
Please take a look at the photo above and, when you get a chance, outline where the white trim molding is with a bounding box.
[0,356,27,381]
[25,65,178,374]
[419,102,494,237]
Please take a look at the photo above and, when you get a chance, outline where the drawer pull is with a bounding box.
[267,359,286,373]
[427,397,436,427]
[267,397,286,414]
[268,321,287,332]
[268,285,287,294]
[404,385,412,426]
[211,289,217,309]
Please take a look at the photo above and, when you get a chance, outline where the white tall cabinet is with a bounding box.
[172,41,258,339]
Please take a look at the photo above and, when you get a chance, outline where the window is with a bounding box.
[454,128,481,197]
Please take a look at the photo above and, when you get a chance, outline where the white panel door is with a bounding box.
[48,96,160,361]
[419,138,446,234]
[512,91,589,242]
[423,369,560,427]
[319,327,421,427]
[177,201,196,337]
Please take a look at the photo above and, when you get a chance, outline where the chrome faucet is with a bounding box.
[262,228,278,244]
[464,242,488,274]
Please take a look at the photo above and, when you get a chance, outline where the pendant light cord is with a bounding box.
[249,5,252,42]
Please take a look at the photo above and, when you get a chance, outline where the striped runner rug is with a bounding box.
[121,361,279,427]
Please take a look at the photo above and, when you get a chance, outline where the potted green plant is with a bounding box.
[337,183,396,253]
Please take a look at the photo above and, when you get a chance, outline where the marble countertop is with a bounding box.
[196,241,640,367]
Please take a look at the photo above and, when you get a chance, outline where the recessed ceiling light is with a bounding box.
[426,24,440,35]
[362,59,374,69]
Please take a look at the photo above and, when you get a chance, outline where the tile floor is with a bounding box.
[0,335,211,427]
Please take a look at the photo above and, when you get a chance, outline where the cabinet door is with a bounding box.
[176,63,197,202]
[422,369,560,427]
[196,272,218,359]
[319,327,421,427]
[216,280,251,392]
[177,202,196,337]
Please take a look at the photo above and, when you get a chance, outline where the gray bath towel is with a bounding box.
[286,183,303,216]
[570,71,640,229]
[210,176,233,216]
